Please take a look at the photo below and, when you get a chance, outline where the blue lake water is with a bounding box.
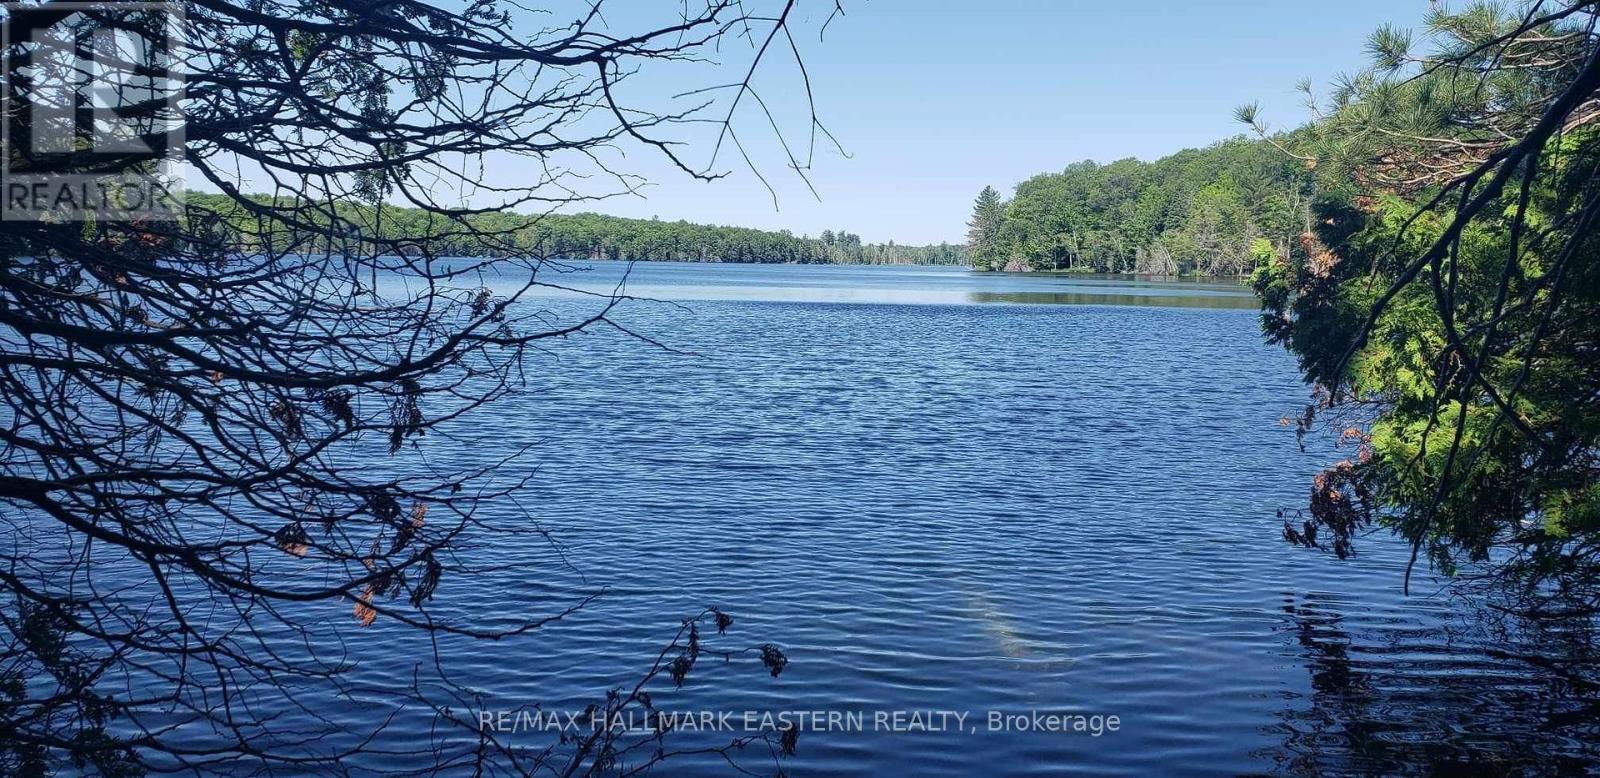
[259,262,1600,774]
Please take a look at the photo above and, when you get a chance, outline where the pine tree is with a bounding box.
[966,185,1006,271]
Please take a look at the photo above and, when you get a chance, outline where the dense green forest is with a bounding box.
[966,138,1314,275]
[185,192,966,266]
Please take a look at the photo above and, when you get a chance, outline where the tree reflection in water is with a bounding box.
[1268,592,1599,775]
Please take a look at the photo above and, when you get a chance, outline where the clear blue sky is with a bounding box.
[578,0,1431,245]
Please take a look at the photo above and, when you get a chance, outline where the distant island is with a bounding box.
[187,192,968,267]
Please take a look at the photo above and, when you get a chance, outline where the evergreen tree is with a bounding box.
[966,185,1007,271]
[1248,1,1600,619]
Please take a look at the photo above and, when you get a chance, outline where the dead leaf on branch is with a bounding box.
[354,586,379,627]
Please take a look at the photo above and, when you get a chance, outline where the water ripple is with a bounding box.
[325,265,1600,775]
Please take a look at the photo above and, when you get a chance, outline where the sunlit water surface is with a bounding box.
[260,263,1600,774]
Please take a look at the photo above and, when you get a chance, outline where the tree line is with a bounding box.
[966,136,1315,275]
[187,192,967,266]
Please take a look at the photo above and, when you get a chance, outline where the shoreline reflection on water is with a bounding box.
[479,260,1262,309]
[1270,592,1599,775]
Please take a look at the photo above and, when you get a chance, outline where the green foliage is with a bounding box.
[970,139,1313,275]
[1257,1,1600,616]
[966,185,1007,271]
[183,193,967,266]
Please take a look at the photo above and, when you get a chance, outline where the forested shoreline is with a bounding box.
[965,137,1313,275]
[187,192,967,266]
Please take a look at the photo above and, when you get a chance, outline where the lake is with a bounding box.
[342,262,1596,775]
